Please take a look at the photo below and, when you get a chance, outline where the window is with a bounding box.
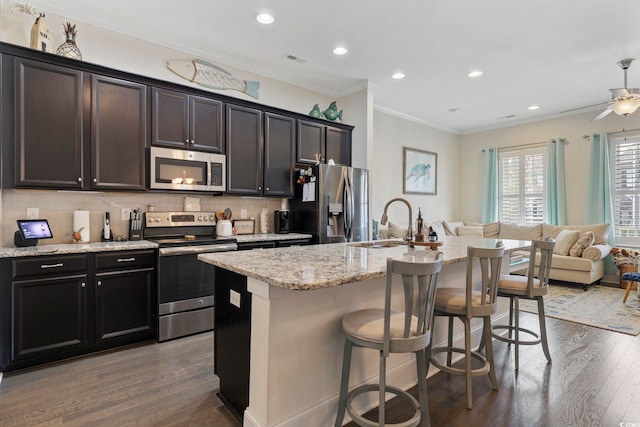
[610,133,640,244]
[498,146,546,224]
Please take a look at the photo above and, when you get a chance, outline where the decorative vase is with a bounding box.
[56,22,82,60]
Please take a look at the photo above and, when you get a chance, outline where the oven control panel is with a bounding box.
[145,211,217,227]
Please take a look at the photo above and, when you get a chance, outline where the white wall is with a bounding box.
[371,111,460,229]
[458,110,640,225]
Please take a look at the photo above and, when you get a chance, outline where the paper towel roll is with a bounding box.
[73,210,90,242]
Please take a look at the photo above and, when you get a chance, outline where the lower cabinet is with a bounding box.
[3,250,156,371]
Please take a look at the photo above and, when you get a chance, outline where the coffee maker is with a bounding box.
[274,210,290,234]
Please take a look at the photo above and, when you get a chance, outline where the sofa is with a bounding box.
[381,220,611,290]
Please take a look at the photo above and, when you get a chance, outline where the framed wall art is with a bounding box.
[403,147,437,195]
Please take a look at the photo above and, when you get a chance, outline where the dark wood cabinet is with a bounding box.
[297,119,351,166]
[10,255,89,364]
[4,250,156,371]
[325,125,352,166]
[226,104,263,195]
[95,250,155,342]
[14,57,84,188]
[151,87,224,153]
[91,75,147,190]
[264,112,295,197]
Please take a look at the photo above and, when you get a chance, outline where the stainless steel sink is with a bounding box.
[347,240,406,248]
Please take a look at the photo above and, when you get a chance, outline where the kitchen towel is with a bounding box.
[73,210,90,242]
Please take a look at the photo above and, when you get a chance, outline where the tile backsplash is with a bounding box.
[3,189,285,246]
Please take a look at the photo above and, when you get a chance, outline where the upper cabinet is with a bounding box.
[225,104,263,195]
[91,75,147,190]
[264,112,295,197]
[151,87,224,153]
[14,58,84,189]
[8,56,148,191]
[297,119,351,166]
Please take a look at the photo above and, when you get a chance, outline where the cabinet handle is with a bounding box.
[41,263,64,269]
[185,139,189,143]
[117,257,136,263]
[266,187,269,191]
[77,177,82,182]
[258,186,262,190]
[191,139,195,144]
[93,178,97,183]
[98,280,102,286]
[81,282,86,288]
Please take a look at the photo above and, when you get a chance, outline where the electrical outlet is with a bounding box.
[122,208,131,220]
[27,208,39,219]
[240,209,247,219]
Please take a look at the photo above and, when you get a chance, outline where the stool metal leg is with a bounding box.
[447,316,454,366]
[514,296,520,374]
[335,339,353,427]
[464,317,473,410]
[416,348,431,427]
[483,316,499,390]
[537,297,552,363]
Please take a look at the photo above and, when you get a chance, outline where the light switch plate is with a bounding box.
[27,208,39,219]
[230,290,241,308]
[122,208,131,221]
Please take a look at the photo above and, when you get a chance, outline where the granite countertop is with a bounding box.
[198,236,529,291]
[234,233,312,243]
[0,240,159,258]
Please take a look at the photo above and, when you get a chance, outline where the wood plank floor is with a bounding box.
[1,313,639,426]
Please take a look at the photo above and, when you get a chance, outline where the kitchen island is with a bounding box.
[199,236,529,427]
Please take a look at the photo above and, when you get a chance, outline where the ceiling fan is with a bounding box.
[593,58,640,120]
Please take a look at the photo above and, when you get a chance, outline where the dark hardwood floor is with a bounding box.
[1,313,639,426]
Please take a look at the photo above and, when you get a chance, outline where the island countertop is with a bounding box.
[198,236,529,290]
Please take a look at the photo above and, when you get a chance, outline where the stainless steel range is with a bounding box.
[143,211,237,342]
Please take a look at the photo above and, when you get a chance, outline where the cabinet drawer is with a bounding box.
[12,255,87,279]
[95,250,156,271]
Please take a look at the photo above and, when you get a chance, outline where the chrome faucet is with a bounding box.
[380,198,413,242]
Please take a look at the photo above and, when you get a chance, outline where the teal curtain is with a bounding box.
[585,133,615,274]
[545,139,567,225]
[481,148,498,223]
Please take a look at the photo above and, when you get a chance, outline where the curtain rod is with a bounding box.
[583,128,640,139]
[481,139,566,152]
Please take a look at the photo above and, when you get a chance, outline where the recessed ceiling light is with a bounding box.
[332,47,348,55]
[256,13,274,24]
[392,72,405,80]
[448,107,459,112]
[528,105,540,110]
[468,70,483,78]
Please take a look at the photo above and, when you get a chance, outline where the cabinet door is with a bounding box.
[226,104,263,195]
[325,126,352,166]
[190,95,224,153]
[91,75,147,190]
[15,58,84,188]
[151,87,188,148]
[297,120,325,164]
[264,112,295,197]
[12,275,88,361]
[95,269,154,341]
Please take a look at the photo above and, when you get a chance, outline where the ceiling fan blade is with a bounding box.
[592,108,612,121]
[610,88,629,97]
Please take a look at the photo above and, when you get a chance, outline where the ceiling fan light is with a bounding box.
[610,99,640,116]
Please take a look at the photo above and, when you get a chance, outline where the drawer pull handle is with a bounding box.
[41,263,64,269]
[81,282,85,288]
[117,258,136,262]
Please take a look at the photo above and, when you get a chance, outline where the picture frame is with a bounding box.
[403,147,437,195]
[233,219,255,235]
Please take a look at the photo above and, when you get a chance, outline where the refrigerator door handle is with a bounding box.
[344,169,354,241]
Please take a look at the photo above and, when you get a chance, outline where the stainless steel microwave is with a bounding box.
[150,147,226,192]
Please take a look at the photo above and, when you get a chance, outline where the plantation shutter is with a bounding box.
[612,135,640,240]
[498,146,546,224]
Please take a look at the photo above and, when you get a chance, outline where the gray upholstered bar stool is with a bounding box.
[334,254,444,427]
[491,238,555,373]
[429,245,504,410]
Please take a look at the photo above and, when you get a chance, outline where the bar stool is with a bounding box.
[491,239,555,374]
[429,245,504,410]
[621,271,640,303]
[334,254,444,427]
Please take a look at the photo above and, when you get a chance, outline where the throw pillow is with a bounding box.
[457,225,484,237]
[569,231,595,257]
[553,229,581,255]
[429,221,446,240]
[388,221,408,239]
[443,220,464,236]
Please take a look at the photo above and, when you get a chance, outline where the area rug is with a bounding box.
[518,284,640,336]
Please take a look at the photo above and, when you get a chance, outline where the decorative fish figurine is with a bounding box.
[167,59,260,99]
[406,163,431,181]
[309,104,323,118]
[323,101,343,121]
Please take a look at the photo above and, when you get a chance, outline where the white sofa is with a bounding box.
[382,220,611,290]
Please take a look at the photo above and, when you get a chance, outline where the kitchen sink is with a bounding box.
[347,240,407,248]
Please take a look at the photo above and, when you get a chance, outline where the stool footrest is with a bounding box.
[346,384,421,427]
[430,346,490,377]
[492,325,541,346]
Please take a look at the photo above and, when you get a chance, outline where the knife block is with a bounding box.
[129,219,142,241]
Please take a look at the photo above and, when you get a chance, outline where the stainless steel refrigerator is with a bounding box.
[290,164,369,243]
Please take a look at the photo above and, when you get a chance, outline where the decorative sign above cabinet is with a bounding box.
[167,59,260,99]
